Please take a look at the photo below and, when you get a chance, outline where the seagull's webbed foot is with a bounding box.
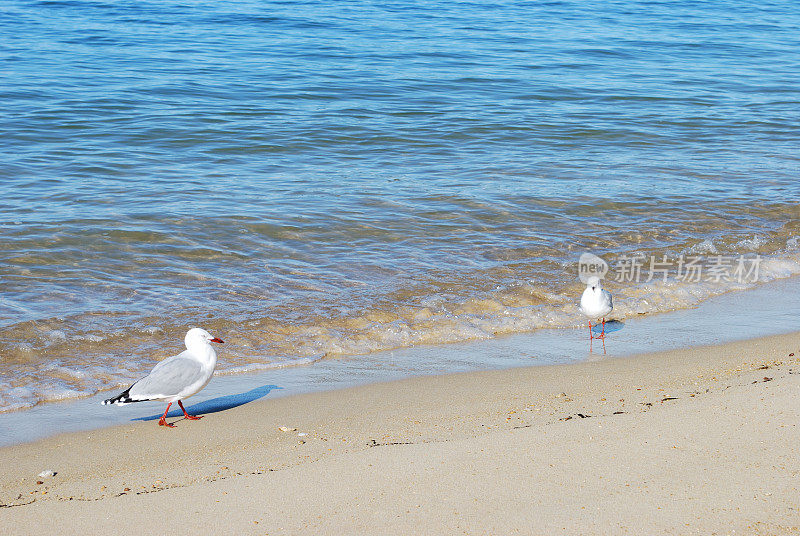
[158,402,177,428]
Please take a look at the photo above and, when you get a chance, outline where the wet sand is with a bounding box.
[2,331,800,535]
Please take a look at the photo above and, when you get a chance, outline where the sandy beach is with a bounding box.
[4,1,800,534]
[2,330,799,535]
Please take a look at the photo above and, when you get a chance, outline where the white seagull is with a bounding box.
[103,327,224,427]
[580,276,613,343]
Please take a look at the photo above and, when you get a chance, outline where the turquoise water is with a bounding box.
[1,0,799,411]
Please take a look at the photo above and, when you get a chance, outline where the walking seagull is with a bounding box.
[103,328,224,427]
[580,276,613,350]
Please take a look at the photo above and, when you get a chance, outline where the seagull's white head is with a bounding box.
[586,275,603,290]
[185,327,224,350]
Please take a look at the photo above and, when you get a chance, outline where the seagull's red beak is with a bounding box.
[210,337,224,344]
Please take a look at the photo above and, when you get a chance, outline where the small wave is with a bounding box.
[2,248,800,413]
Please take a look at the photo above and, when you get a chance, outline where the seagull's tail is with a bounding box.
[102,384,140,406]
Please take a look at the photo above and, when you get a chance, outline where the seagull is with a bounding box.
[580,276,613,347]
[103,328,224,427]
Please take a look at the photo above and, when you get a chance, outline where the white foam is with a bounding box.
[73,334,105,343]
[0,386,38,412]
[735,235,768,250]
[688,239,717,254]
[759,256,800,279]
[36,387,87,402]
[218,356,322,375]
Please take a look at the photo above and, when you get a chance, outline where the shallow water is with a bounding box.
[1,0,799,411]
[3,275,800,447]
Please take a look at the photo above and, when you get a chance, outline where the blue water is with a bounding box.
[0,0,799,411]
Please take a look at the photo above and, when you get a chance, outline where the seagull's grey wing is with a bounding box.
[603,289,613,308]
[128,356,204,400]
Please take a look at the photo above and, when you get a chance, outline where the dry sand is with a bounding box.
[2,331,800,535]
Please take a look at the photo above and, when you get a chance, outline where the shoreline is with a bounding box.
[3,329,800,534]
[2,275,800,448]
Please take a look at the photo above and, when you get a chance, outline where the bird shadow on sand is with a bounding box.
[133,384,282,422]
[591,320,624,335]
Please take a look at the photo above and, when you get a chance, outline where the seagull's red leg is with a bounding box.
[588,321,593,340]
[178,400,203,420]
[600,319,607,353]
[158,403,175,428]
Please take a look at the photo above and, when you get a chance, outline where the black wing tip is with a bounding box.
[103,384,138,406]
[103,394,132,405]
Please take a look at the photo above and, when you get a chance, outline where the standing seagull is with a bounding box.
[580,276,613,347]
[103,328,224,427]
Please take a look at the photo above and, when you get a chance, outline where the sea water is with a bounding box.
[1,0,799,411]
